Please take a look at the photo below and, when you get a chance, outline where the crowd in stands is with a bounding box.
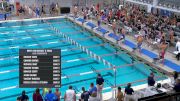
[158,0,180,10]
[73,2,180,62]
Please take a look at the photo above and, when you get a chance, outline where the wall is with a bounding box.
[18,0,72,7]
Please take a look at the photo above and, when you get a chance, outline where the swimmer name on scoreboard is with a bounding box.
[19,49,61,88]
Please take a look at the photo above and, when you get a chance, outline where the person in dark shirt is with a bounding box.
[148,72,156,86]
[174,79,180,92]
[17,96,21,101]
[124,83,134,101]
[125,83,134,95]
[174,71,178,82]
[96,73,104,100]
[96,74,104,85]
[20,90,29,101]
[33,88,43,101]
[80,87,89,101]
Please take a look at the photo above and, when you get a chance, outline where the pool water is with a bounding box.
[0,18,165,101]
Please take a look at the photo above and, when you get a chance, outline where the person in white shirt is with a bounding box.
[176,39,180,61]
[64,85,76,101]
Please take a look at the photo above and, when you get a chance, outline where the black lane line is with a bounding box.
[0,77,18,82]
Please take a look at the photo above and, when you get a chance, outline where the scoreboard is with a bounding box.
[19,49,61,88]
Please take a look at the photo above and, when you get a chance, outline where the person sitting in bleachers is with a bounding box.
[96,74,104,100]
[116,87,124,101]
[54,88,61,101]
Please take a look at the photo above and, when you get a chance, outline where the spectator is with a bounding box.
[54,88,61,101]
[174,79,180,92]
[41,5,46,16]
[19,90,29,101]
[176,39,180,61]
[148,72,156,86]
[42,88,49,97]
[116,87,124,101]
[124,83,134,101]
[45,89,57,101]
[89,83,97,96]
[88,92,100,101]
[80,87,89,101]
[17,97,21,101]
[172,71,179,84]
[64,86,76,101]
[33,88,43,101]
[96,73,104,100]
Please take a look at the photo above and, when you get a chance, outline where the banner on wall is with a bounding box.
[160,9,172,17]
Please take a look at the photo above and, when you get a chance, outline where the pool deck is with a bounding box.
[67,16,180,74]
[67,15,179,100]
[0,15,178,100]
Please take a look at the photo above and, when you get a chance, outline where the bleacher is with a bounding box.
[132,0,153,4]
[158,0,180,10]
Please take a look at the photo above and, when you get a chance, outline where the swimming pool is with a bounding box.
[0,17,166,101]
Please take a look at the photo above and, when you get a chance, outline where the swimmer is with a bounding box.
[136,35,143,53]
[158,41,167,65]
[97,14,101,28]
[118,28,126,44]
[73,6,78,19]
[112,19,116,35]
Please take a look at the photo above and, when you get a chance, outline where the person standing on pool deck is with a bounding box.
[116,87,124,101]
[136,35,143,53]
[64,85,76,101]
[96,73,104,100]
[54,88,61,101]
[20,90,29,101]
[159,40,167,65]
[97,14,101,29]
[83,9,87,25]
[112,19,117,35]
[33,88,43,101]
[175,39,180,61]
[89,83,97,96]
[124,83,134,101]
[147,72,156,86]
[45,89,57,101]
